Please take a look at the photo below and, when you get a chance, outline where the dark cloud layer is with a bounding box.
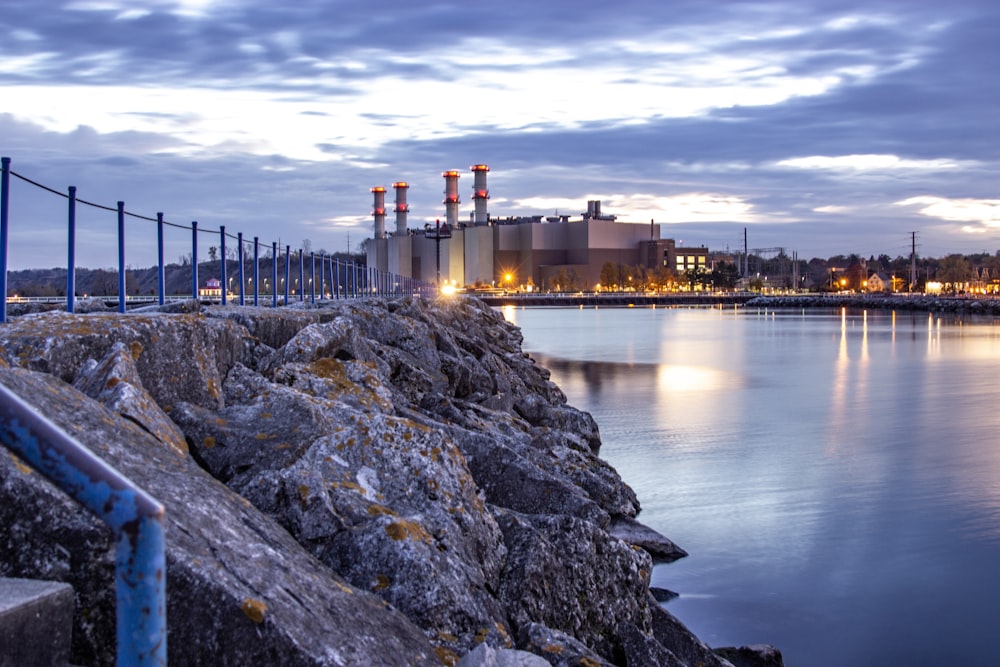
[1,1,998,268]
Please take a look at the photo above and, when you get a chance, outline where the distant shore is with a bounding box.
[744,293,1000,315]
[476,291,1000,315]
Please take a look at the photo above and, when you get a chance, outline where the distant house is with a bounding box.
[866,272,890,292]
[199,278,222,299]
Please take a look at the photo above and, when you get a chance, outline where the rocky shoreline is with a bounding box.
[746,293,1000,315]
[0,297,781,666]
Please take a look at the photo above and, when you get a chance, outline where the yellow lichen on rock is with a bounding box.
[240,597,267,624]
[434,646,459,667]
[367,504,397,517]
[385,519,432,543]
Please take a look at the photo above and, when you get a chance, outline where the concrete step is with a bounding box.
[0,577,74,667]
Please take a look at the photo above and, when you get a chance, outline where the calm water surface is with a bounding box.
[502,305,1000,667]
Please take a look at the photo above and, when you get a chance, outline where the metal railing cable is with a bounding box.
[0,156,435,322]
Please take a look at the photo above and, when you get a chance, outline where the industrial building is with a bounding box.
[364,165,708,291]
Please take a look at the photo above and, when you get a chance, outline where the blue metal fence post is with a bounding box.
[237,232,245,306]
[298,249,304,302]
[219,226,227,306]
[67,186,77,314]
[271,242,278,307]
[332,258,339,299]
[191,222,198,301]
[156,213,165,306]
[253,237,259,307]
[0,384,168,666]
[0,157,9,323]
[284,245,290,305]
[318,253,325,300]
[117,202,126,314]
[310,252,316,303]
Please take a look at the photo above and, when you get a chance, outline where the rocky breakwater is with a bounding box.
[747,293,1000,315]
[0,297,777,666]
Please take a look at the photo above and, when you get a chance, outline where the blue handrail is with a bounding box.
[0,382,167,667]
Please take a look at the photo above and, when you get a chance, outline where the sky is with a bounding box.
[2,0,999,269]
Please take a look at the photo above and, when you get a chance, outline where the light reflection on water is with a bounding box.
[503,305,1000,667]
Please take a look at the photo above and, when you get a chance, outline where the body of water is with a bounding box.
[502,305,1000,667]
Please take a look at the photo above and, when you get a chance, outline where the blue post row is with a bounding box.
[156,213,165,306]
[0,383,168,667]
[253,237,259,307]
[219,226,227,306]
[67,186,77,314]
[0,156,436,323]
[271,242,278,308]
[117,202,126,314]
[237,232,245,306]
[191,222,198,301]
[0,157,8,323]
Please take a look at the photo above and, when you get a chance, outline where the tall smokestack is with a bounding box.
[471,164,490,226]
[371,186,387,238]
[393,181,409,235]
[442,170,460,229]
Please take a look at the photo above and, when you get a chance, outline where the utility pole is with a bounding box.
[910,231,918,292]
[744,227,748,279]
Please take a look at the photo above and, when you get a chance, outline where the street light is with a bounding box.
[424,218,452,288]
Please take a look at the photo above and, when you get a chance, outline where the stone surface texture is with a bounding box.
[0,297,767,666]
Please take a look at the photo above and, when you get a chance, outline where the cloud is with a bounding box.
[777,155,967,171]
[896,196,1000,228]
[2,0,999,268]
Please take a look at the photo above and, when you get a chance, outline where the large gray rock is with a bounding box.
[0,367,439,666]
[73,340,189,456]
[0,297,754,666]
[495,510,653,660]
[649,600,735,667]
[0,310,252,411]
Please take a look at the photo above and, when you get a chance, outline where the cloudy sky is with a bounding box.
[2,0,998,269]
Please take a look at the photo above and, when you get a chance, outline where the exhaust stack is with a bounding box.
[393,181,409,235]
[471,164,489,226]
[442,170,460,229]
[371,186,387,238]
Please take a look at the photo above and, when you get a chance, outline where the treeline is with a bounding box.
[542,261,742,292]
[802,251,1000,292]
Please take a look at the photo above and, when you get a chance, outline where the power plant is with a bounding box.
[364,164,708,290]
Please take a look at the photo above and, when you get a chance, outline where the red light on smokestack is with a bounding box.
[393,182,408,188]
[470,164,490,172]
[442,170,460,177]
[371,186,386,193]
